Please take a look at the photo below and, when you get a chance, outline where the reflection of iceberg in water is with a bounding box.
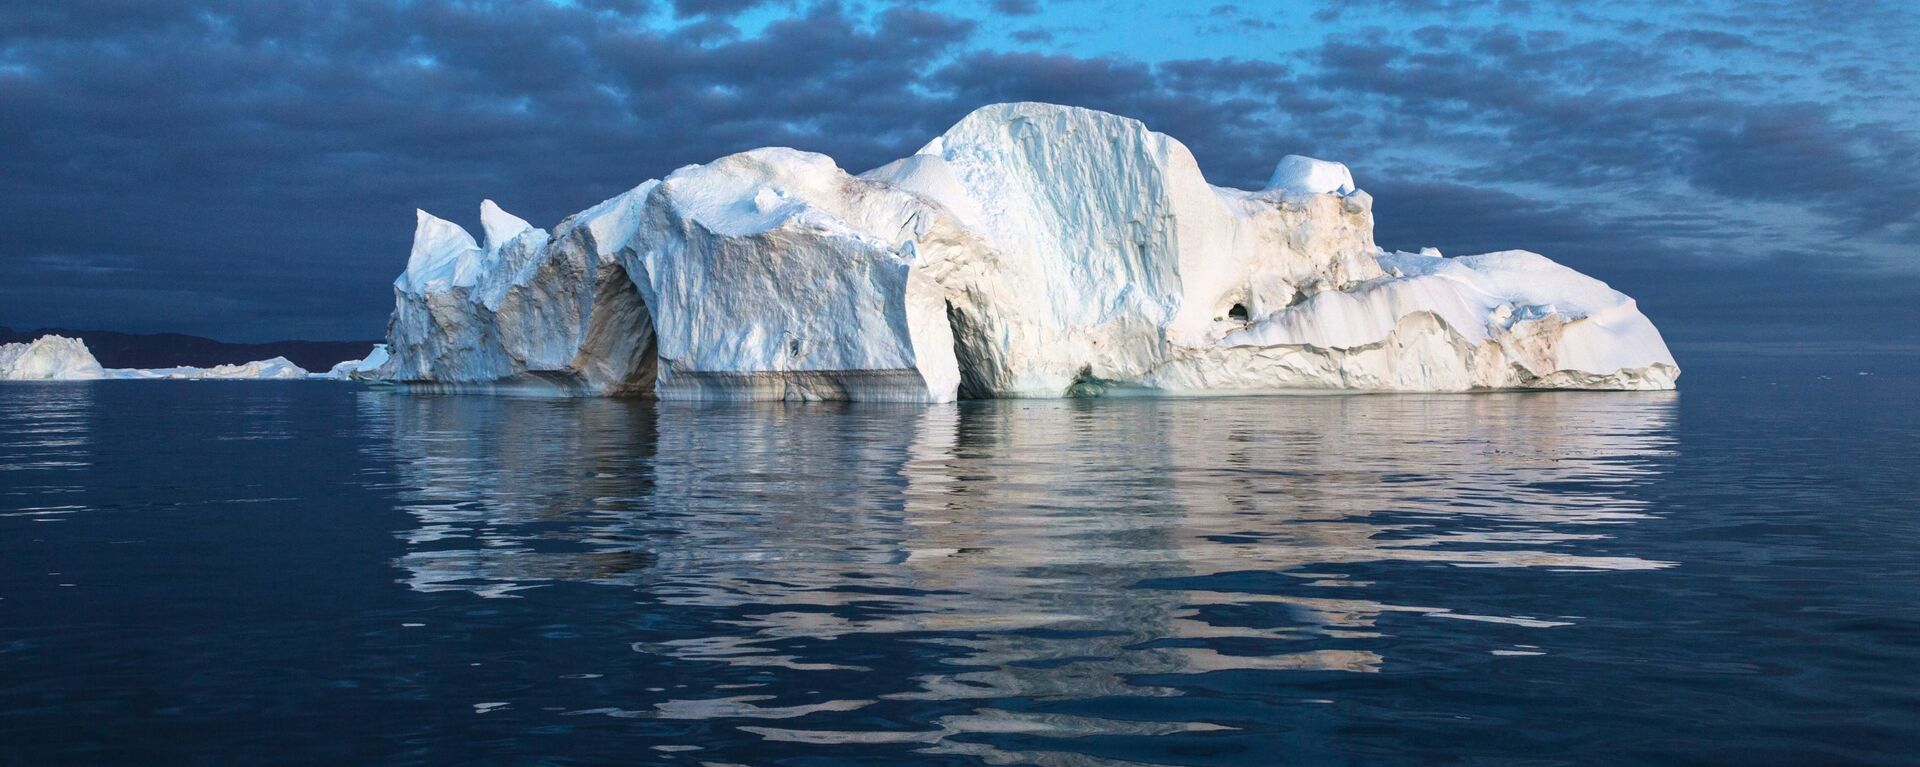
[363,390,1676,761]
[0,384,95,522]
[360,394,662,596]
[0,383,94,472]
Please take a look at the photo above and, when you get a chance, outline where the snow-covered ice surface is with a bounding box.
[379,102,1678,400]
[1,335,310,381]
[1266,155,1356,196]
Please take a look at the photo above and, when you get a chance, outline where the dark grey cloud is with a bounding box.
[1200,3,1277,32]
[670,0,769,18]
[1,1,983,339]
[1010,27,1053,43]
[1292,1,1919,346]
[1654,28,1755,51]
[1314,0,1532,23]
[1305,22,1920,236]
[0,0,1913,350]
[989,0,1040,16]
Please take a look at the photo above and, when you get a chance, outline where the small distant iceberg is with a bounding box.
[0,334,311,381]
[120,357,309,380]
[317,344,391,381]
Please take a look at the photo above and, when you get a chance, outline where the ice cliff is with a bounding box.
[0,335,310,381]
[380,102,1678,401]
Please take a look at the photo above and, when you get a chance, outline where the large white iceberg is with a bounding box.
[379,103,1677,400]
[0,334,310,381]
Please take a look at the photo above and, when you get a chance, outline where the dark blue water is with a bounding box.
[3,357,1917,766]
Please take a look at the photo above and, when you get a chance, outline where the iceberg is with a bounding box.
[1,334,310,381]
[322,359,359,379]
[379,103,1677,400]
[123,357,309,380]
[0,335,108,380]
[207,357,309,379]
[318,344,392,381]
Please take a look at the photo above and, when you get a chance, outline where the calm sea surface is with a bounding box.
[3,355,1917,766]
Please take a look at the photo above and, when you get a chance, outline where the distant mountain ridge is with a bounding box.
[0,326,378,371]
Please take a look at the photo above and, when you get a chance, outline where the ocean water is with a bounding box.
[2,359,1916,766]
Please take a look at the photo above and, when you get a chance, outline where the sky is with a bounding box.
[3,0,1917,350]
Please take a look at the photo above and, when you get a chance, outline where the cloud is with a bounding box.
[670,0,772,18]
[989,0,1040,16]
[0,0,987,339]
[1304,22,1920,235]
[1201,3,1277,32]
[1313,0,1532,23]
[1654,28,1755,51]
[1010,27,1053,44]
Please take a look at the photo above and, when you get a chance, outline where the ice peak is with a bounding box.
[479,199,534,251]
[400,209,482,294]
[412,208,478,253]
